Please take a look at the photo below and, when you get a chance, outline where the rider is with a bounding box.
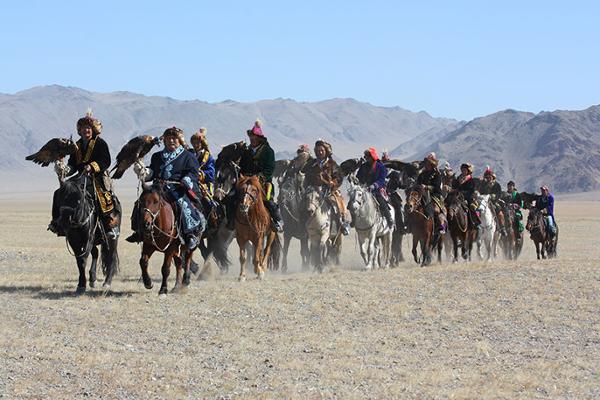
[451,163,480,226]
[190,127,216,218]
[441,161,455,197]
[356,147,394,228]
[505,180,524,234]
[232,119,284,233]
[49,110,121,238]
[280,144,312,184]
[479,166,506,236]
[128,127,205,250]
[536,185,556,237]
[302,140,351,235]
[416,152,447,234]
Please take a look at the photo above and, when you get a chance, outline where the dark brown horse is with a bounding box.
[235,175,280,281]
[526,208,550,260]
[499,201,523,260]
[446,191,477,262]
[406,186,434,266]
[138,184,196,296]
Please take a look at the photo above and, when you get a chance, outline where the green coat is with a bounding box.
[240,140,275,183]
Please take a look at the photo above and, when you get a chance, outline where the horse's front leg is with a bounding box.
[282,233,291,272]
[182,248,194,286]
[300,237,310,271]
[75,254,88,295]
[412,236,419,264]
[89,246,99,288]
[535,241,541,260]
[254,233,265,279]
[140,243,155,289]
[238,240,247,282]
[159,251,174,296]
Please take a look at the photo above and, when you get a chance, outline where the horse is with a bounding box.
[526,207,558,259]
[277,171,310,272]
[386,170,406,266]
[303,187,343,272]
[347,182,395,270]
[137,183,199,296]
[498,200,523,260]
[234,175,280,281]
[476,193,497,261]
[55,173,120,294]
[445,191,477,262]
[405,186,434,266]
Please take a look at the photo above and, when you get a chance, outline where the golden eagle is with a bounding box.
[111,135,159,179]
[25,138,77,167]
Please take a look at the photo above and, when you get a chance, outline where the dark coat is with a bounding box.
[417,167,442,197]
[68,137,111,174]
[191,149,215,184]
[148,147,200,195]
[452,174,476,202]
[240,140,275,183]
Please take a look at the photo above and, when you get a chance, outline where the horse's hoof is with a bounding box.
[238,276,246,282]
[158,287,168,296]
[75,286,86,296]
[158,293,167,299]
[257,271,265,280]
[89,281,96,289]
[183,274,191,286]
[142,275,153,290]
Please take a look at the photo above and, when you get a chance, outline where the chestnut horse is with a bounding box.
[235,175,279,281]
[406,186,434,266]
[445,191,477,262]
[137,183,197,296]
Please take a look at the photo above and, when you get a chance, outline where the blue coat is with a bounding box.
[357,160,387,190]
[536,194,554,217]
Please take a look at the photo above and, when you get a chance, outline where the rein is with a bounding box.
[142,195,179,252]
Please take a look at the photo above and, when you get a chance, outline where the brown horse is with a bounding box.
[499,202,523,260]
[446,192,477,262]
[138,184,195,296]
[406,186,434,266]
[235,175,279,281]
[526,207,558,259]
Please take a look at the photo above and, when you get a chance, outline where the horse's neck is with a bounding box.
[354,190,378,224]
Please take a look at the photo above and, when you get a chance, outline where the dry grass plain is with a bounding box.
[1,196,599,399]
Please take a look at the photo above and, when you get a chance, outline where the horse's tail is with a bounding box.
[269,233,282,271]
[208,226,234,269]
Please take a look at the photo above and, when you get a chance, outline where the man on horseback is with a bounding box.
[505,181,524,234]
[190,128,217,219]
[228,119,283,233]
[479,166,506,236]
[302,140,351,235]
[416,152,447,234]
[48,110,121,239]
[451,163,480,227]
[536,185,556,237]
[280,144,312,184]
[128,127,205,250]
[356,147,394,229]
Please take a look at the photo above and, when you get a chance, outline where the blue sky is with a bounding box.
[1,0,598,120]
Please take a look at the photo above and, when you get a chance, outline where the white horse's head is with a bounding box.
[347,184,366,214]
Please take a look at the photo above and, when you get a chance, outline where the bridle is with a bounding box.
[141,192,178,252]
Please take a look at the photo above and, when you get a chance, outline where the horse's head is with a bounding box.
[526,207,543,232]
[57,174,95,230]
[476,193,490,212]
[304,187,323,216]
[214,160,240,201]
[445,191,464,220]
[237,175,263,216]
[347,184,366,214]
[139,185,164,232]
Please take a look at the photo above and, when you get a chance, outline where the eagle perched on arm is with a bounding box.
[25,138,77,166]
[110,135,160,179]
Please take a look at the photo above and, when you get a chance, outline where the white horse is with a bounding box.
[304,187,342,272]
[347,183,395,270]
[476,193,497,261]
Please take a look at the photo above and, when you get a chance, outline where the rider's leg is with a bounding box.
[330,193,350,235]
[125,200,142,243]
[48,187,65,236]
[374,189,394,228]
[264,199,284,232]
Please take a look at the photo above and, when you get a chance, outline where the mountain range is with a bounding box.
[1,85,599,193]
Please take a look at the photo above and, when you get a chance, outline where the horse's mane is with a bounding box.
[216,141,245,169]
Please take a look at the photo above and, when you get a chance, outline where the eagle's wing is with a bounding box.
[111,135,158,179]
[25,138,77,167]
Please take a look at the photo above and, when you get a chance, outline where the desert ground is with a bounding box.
[1,193,599,399]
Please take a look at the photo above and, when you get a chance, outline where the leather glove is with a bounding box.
[54,159,70,176]
[133,160,149,180]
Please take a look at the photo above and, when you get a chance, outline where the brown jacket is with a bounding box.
[302,157,343,190]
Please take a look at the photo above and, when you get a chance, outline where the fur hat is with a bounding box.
[314,139,333,156]
[76,108,102,137]
[484,165,496,179]
[424,152,438,166]
[540,185,549,192]
[297,143,310,154]
[191,127,209,149]
[364,147,380,161]
[247,119,265,138]
[163,126,187,148]
[460,163,474,174]
[443,161,454,175]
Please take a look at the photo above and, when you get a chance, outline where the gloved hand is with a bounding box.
[54,159,70,177]
[368,184,376,191]
[133,160,149,180]
[181,176,194,190]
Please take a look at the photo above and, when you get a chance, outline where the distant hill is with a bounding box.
[1,85,457,172]
[409,106,600,192]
